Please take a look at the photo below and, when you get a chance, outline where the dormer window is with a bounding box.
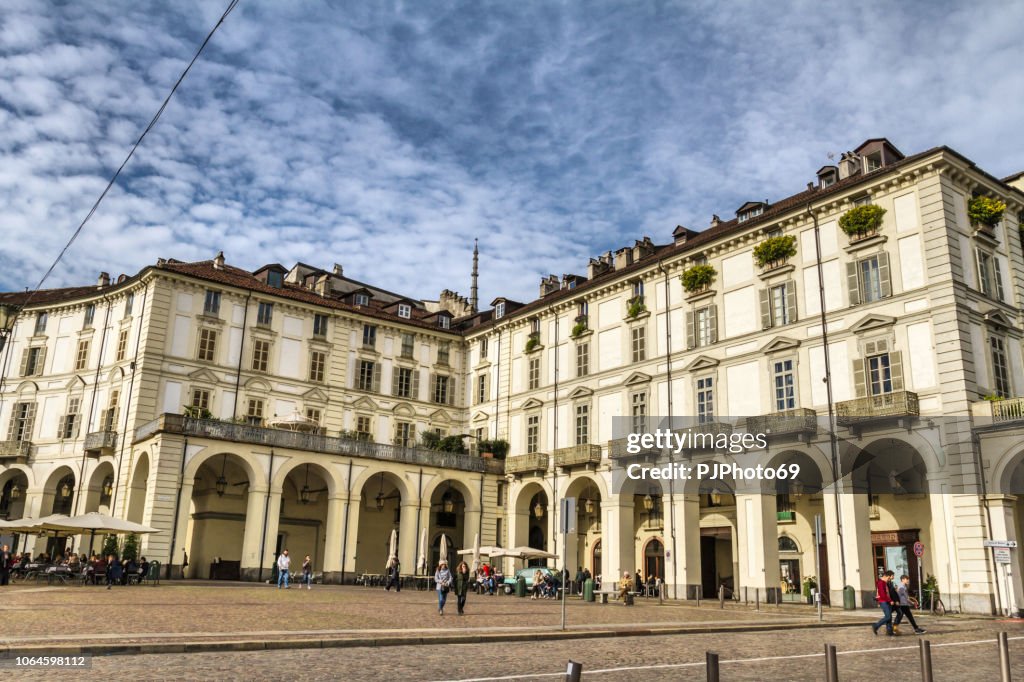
[267,271,283,288]
[495,302,505,319]
[736,201,767,223]
[397,303,411,319]
[817,165,839,188]
[438,315,451,330]
[354,293,369,306]
[864,152,883,173]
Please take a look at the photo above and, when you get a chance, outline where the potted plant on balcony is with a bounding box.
[680,264,717,294]
[420,430,441,450]
[752,234,797,270]
[182,405,213,420]
[571,316,588,338]
[967,195,1006,231]
[838,204,886,241]
[525,333,540,352]
[625,297,647,318]
[438,435,467,454]
[488,439,509,460]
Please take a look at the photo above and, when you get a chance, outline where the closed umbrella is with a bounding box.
[385,529,398,570]
[417,527,427,574]
[439,533,449,568]
[469,532,480,572]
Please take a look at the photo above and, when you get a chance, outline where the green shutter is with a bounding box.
[686,311,695,349]
[708,305,718,344]
[785,281,798,323]
[853,358,867,398]
[19,349,29,377]
[846,262,861,306]
[58,415,67,440]
[411,369,420,400]
[877,252,892,298]
[993,257,1005,301]
[889,351,904,392]
[392,367,401,397]
[759,288,771,329]
[371,363,381,393]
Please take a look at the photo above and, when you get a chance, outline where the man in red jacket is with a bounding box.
[872,570,896,636]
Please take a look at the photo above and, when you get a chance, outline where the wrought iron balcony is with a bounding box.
[0,440,31,461]
[746,408,817,438]
[553,444,602,468]
[135,414,504,475]
[972,397,1024,424]
[505,453,549,475]
[836,391,919,426]
[84,430,118,455]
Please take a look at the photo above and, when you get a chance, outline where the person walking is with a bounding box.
[105,554,122,590]
[0,544,11,586]
[872,570,895,636]
[893,574,926,634]
[301,555,313,590]
[454,561,471,615]
[277,549,291,589]
[435,560,452,616]
[385,558,401,592]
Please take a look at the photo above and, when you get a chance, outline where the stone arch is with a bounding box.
[845,436,932,495]
[0,467,31,520]
[991,445,1024,495]
[762,446,830,495]
[82,460,116,514]
[271,457,343,497]
[350,465,414,504]
[183,448,265,488]
[126,451,150,524]
[42,465,78,515]
[0,463,36,490]
[421,475,478,513]
[563,472,609,501]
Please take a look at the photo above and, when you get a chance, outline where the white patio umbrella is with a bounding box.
[439,533,449,567]
[48,512,161,558]
[468,532,480,572]
[417,527,427,574]
[385,529,398,570]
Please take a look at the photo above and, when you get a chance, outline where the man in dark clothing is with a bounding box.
[385,558,401,592]
[872,570,895,636]
[0,544,12,586]
[893,574,926,634]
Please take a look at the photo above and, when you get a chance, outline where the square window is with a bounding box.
[397,303,411,319]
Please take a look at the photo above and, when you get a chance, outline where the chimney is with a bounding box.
[838,151,861,180]
[97,272,110,288]
[213,251,225,270]
[807,182,816,191]
[539,274,560,298]
[710,214,720,228]
[315,274,330,297]
[587,258,611,279]
[633,236,655,260]
[333,263,343,276]
[613,247,632,270]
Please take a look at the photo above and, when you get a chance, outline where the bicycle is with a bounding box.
[922,588,946,616]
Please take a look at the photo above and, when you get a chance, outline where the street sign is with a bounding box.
[984,540,1018,549]
[994,548,1012,564]
[913,541,925,557]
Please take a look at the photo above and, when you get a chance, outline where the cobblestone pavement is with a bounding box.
[9,618,1022,681]
[1,581,847,646]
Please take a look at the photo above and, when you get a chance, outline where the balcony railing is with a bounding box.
[836,391,919,426]
[553,444,602,468]
[746,408,817,438]
[0,440,31,460]
[972,397,1024,424]
[505,453,549,475]
[84,430,118,454]
[135,414,504,475]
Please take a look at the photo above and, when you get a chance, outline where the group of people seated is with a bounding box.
[474,563,504,594]
[530,569,561,599]
[8,551,150,585]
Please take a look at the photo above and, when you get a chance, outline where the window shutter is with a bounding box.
[974,247,986,295]
[993,257,1005,301]
[853,358,867,398]
[686,311,695,349]
[72,413,81,438]
[448,377,456,406]
[392,368,400,397]
[23,403,36,440]
[6,406,17,440]
[409,424,416,445]
[19,349,29,377]
[877,252,891,298]
[58,415,67,439]
[759,288,771,329]
[99,409,109,432]
[371,363,381,393]
[411,369,420,400]
[785,281,798,323]
[889,351,904,392]
[846,262,861,306]
[429,374,437,402]
[708,305,718,344]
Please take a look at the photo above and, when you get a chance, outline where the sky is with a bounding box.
[1,0,1022,305]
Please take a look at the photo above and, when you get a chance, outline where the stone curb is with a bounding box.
[0,620,868,660]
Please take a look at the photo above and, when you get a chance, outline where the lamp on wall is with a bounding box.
[215,454,228,497]
[102,476,113,498]
[300,464,311,505]
[642,493,654,512]
[10,483,21,500]
[60,481,72,499]
[533,498,545,519]
[375,472,386,511]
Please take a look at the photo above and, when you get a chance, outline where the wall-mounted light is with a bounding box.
[300,464,311,505]
[215,454,228,497]
[533,500,545,519]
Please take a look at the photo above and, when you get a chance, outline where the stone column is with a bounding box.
[735,493,781,602]
[604,497,635,584]
[664,493,701,599]
[260,490,283,581]
[167,479,194,578]
[398,501,421,573]
[239,486,269,582]
[987,495,1022,617]
[340,493,362,578]
[322,493,346,583]
[823,489,874,607]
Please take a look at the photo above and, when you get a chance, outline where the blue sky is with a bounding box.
[1,0,1022,304]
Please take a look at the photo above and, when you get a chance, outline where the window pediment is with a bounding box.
[353,396,378,411]
[392,402,415,417]
[64,375,87,391]
[760,336,801,354]
[521,397,544,409]
[302,387,328,403]
[472,410,490,423]
[623,371,652,386]
[429,408,452,423]
[849,314,896,334]
[684,355,719,372]
[567,386,593,399]
[983,309,1013,329]
[187,368,220,384]
[244,377,272,392]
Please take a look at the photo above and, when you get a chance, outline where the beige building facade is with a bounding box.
[2,138,1024,614]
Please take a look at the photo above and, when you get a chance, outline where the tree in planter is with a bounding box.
[922,573,940,610]
[122,533,140,562]
[626,298,647,318]
[802,575,817,603]
[967,196,1006,228]
[838,204,886,239]
[438,435,467,454]
[420,430,441,450]
[752,235,797,268]
[488,439,510,459]
[182,404,213,419]
[101,534,119,560]
[680,264,717,293]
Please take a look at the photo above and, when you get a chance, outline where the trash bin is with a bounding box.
[583,578,595,602]
[623,592,635,606]
[516,575,527,598]
[843,585,856,610]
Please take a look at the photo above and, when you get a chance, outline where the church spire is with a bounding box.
[470,238,479,314]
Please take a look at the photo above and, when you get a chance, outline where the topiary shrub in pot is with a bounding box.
[752,235,797,269]
[967,196,1006,228]
[839,204,886,240]
[680,264,717,293]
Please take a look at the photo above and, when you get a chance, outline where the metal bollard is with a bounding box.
[919,640,933,682]
[999,631,1011,682]
[706,651,720,682]
[565,660,582,682]
[719,585,725,609]
[824,643,839,682]
[755,588,760,611]
[744,586,748,605]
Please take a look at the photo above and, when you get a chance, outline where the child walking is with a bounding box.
[893,574,926,634]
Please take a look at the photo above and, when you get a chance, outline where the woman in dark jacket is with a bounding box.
[105,554,123,590]
[454,561,471,615]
